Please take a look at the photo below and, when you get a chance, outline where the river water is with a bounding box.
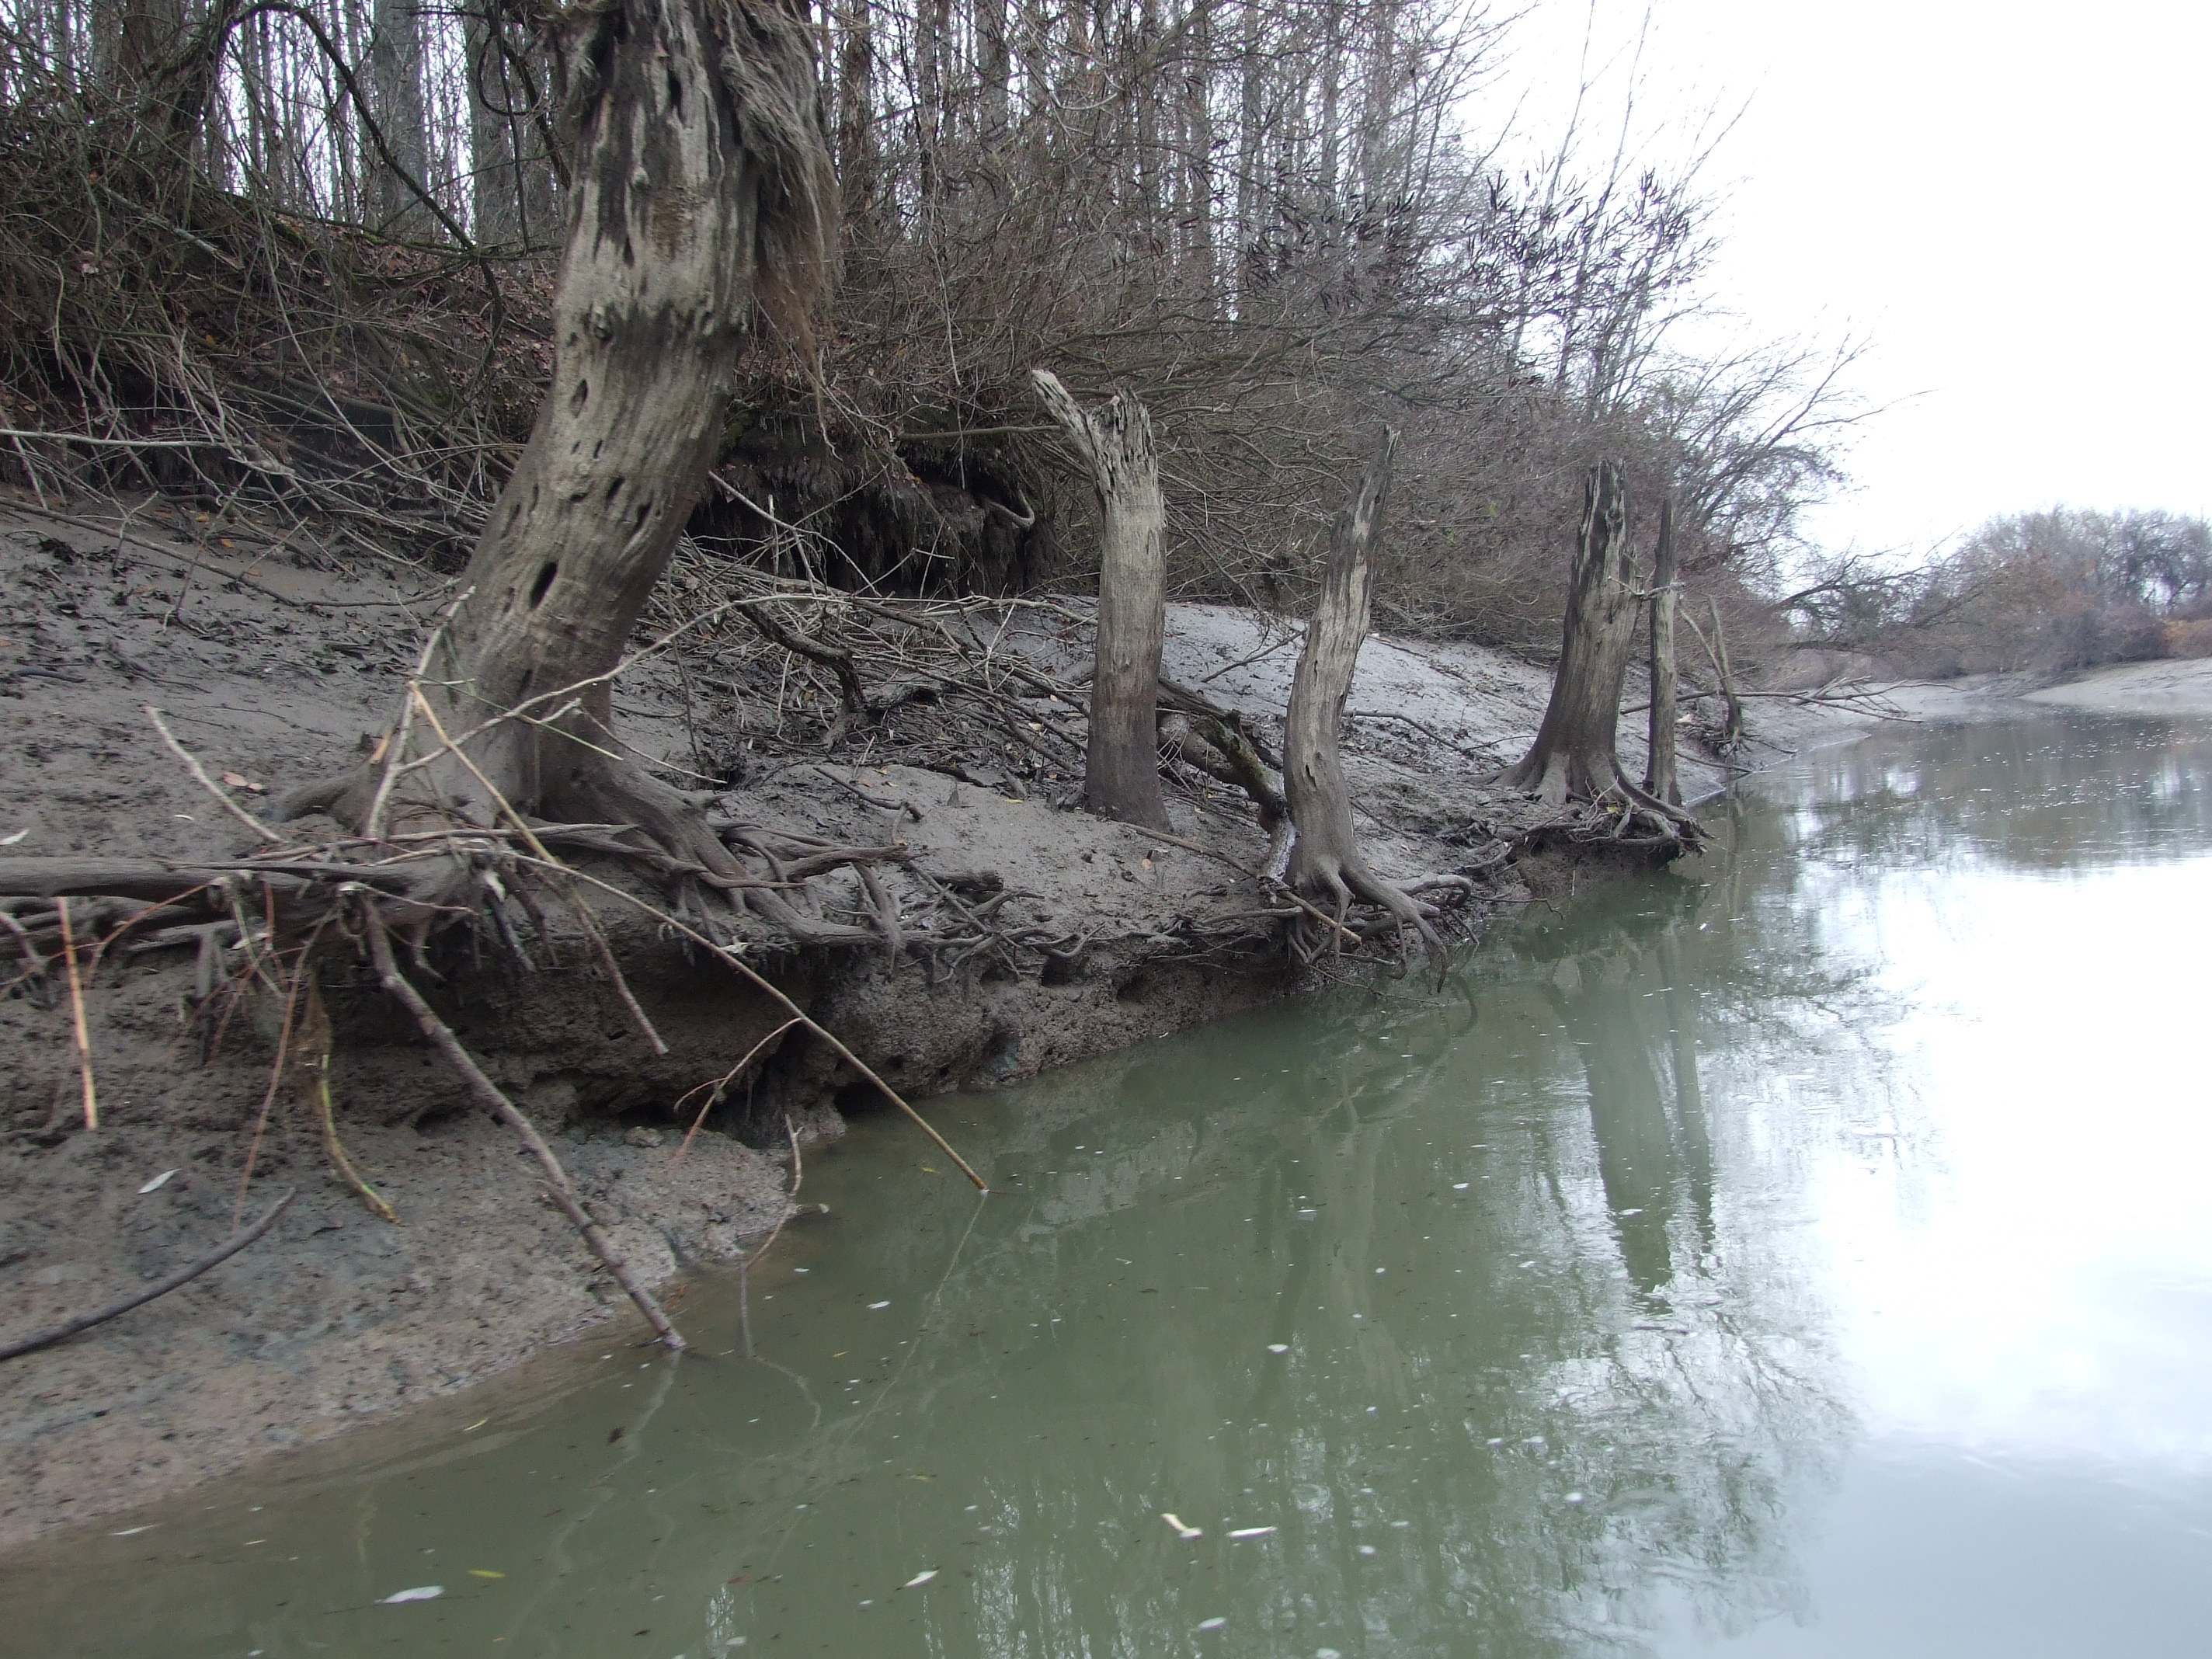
[8,714,2212,1657]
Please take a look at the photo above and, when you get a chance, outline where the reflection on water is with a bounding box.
[5,715,2212,1657]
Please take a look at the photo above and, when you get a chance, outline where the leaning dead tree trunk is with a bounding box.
[1032,370,1170,830]
[1643,494,1681,806]
[1282,431,1438,955]
[1502,462,1696,839]
[284,0,833,880]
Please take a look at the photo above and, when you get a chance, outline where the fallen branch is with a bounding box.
[0,1190,294,1363]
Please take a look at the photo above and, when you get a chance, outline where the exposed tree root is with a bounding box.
[1499,748,1706,846]
[1280,836,1445,967]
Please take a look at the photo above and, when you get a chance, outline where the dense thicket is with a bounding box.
[0,0,1850,639]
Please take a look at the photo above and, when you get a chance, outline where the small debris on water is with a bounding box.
[1266,1343,1289,1354]
[1227,1526,1277,1539]
[380,1586,443,1604]
[468,1569,504,1579]
[137,1170,177,1195]
[1451,1182,1469,1191]
[1160,1513,1203,1539]
[1357,1545,1377,1556]
[110,1525,156,1536]
[1195,1617,1226,1630]
[899,1570,938,1588]
[868,1301,891,1310]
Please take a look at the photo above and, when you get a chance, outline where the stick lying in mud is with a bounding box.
[0,1189,294,1363]
[144,704,283,843]
[54,896,97,1130]
[360,906,688,1353]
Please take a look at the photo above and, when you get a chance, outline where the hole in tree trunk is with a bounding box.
[666,68,683,114]
[569,377,589,411]
[529,562,558,607]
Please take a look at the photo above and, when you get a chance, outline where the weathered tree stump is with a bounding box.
[1643,495,1682,807]
[1282,430,1439,955]
[1502,462,1697,840]
[1031,370,1171,830]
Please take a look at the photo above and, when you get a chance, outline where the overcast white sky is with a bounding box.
[1487,0,2212,561]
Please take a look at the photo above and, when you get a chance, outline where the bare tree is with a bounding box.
[1033,370,1172,830]
[363,0,434,234]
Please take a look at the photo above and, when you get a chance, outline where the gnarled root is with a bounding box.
[277,717,900,955]
[1286,836,1447,967]
[1498,748,1703,848]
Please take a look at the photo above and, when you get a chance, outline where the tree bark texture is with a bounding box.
[364,0,434,234]
[1032,369,1171,830]
[304,0,833,866]
[1282,430,1433,948]
[1500,461,1645,806]
[1643,493,1680,806]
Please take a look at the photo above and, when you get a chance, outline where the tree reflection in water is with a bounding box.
[14,715,2210,1658]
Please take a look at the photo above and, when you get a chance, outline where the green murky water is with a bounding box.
[8,715,2212,1657]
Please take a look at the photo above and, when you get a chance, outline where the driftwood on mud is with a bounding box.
[0,1189,294,1364]
[360,910,690,1352]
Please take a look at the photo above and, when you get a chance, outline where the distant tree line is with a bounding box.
[1782,508,2212,677]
